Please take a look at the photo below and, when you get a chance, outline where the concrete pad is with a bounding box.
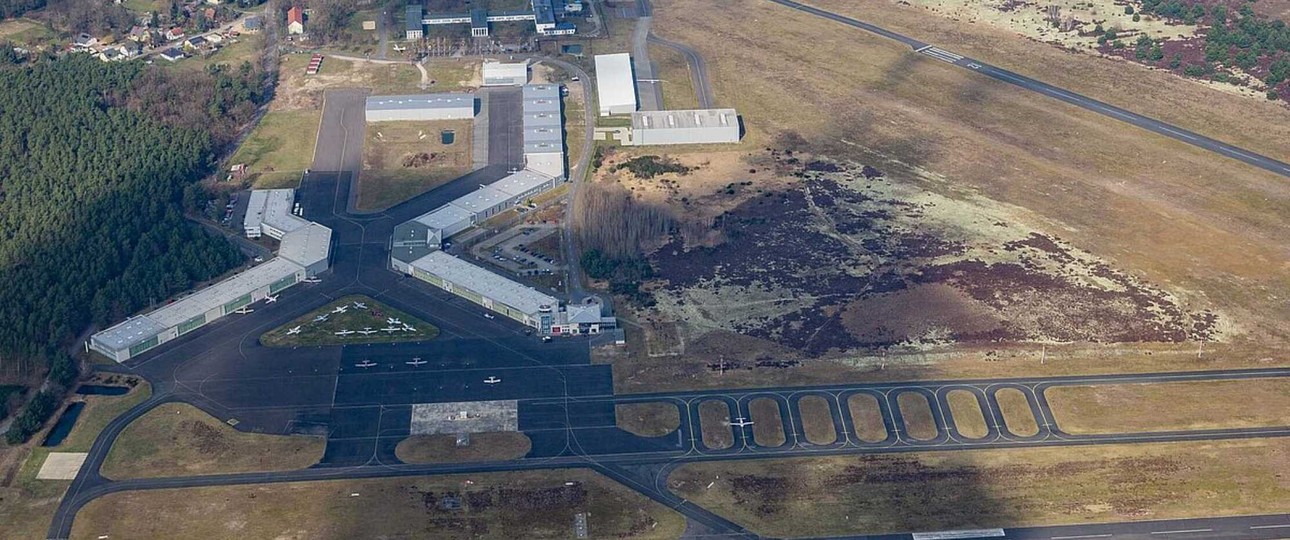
[411,400,518,434]
[36,452,88,480]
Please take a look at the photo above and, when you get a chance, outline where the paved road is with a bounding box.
[767,0,1290,178]
[636,0,715,109]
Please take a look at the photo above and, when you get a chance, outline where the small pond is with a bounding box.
[41,401,85,447]
[76,385,130,396]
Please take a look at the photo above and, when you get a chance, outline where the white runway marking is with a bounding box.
[1150,529,1212,535]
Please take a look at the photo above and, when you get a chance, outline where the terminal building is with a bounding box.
[91,189,332,362]
[365,93,476,122]
[406,0,576,39]
[630,109,741,145]
[594,53,637,116]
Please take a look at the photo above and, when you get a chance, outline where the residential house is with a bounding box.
[121,40,142,56]
[204,32,224,45]
[203,7,216,20]
[73,33,98,49]
[243,16,262,32]
[286,6,304,35]
[184,35,208,51]
[98,47,125,62]
[165,27,186,41]
[160,47,185,61]
[128,25,148,41]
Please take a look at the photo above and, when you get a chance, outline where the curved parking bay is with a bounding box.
[842,391,890,444]
[944,389,990,440]
[992,386,1041,437]
[894,390,940,441]
[696,398,735,450]
[746,396,788,448]
[794,394,838,446]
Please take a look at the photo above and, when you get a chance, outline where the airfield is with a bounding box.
[43,1,1290,538]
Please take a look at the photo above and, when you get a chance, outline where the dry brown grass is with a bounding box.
[394,433,531,463]
[615,402,681,437]
[698,399,733,449]
[1046,378,1290,434]
[359,119,473,210]
[995,388,1040,437]
[896,392,939,441]
[592,0,1290,395]
[102,403,324,480]
[946,390,989,439]
[73,469,685,540]
[669,438,1290,537]
[749,398,786,447]
[847,393,888,442]
[797,396,837,445]
[650,43,701,111]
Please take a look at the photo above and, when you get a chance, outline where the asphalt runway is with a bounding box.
[766,0,1290,178]
[46,85,1290,539]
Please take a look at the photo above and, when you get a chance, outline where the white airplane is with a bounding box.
[264,295,278,303]
[334,329,355,336]
[401,324,416,332]
[357,328,377,335]
[392,44,406,52]
[286,326,302,335]
[303,277,322,283]
[386,317,401,325]
[352,301,368,309]
[406,357,427,366]
[483,376,501,384]
[314,314,329,323]
[729,417,755,427]
[233,307,254,314]
[381,326,401,333]
[332,305,349,314]
[354,360,377,368]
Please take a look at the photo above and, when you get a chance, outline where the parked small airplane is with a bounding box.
[381,326,401,333]
[406,358,427,367]
[354,360,377,368]
[729,417,755,427]
[386,317,401,325]
[392,44,406,52]
[302,277,322,283]
[334,329,355,336]
[286,326,302,335]
[352,301,368,309]
[332,305,349,314]
[483,313,495,319]
[357,328,376,335]
[264,295,278,303]
[401,324,416,332]
[483,376,501,384]
[233,307,254,314]
[314,314,329,323]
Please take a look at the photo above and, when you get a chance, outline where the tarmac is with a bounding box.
[46,78,1290,540]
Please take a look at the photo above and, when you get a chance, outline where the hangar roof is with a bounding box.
[366,93,475,112]
[411,251,557,315]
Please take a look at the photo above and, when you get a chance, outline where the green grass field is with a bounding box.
[229,110,322,188]
[261,295,439,347]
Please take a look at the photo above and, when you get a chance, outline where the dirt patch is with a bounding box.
[797,396,837,445]
[946,390,989,439]
[749,398,786,447]
[847,393,888,442]
[615,402,681,437]
[996,388,1040,436]
[896,392,939,440]
[1046,378,1290,434]
[698,400,733,449]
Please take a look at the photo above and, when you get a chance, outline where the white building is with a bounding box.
[482,61,529,86]
[630,109,741,146]
[244,188,306,239]
[365,94,476,122]
[594,53,636,116]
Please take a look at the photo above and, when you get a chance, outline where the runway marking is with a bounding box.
[1150,529,1212,535]
[919,46,964,64]
[1051,534,1112,540]
[1250,524,1290,529]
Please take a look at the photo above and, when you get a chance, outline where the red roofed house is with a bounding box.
[286,6,304,35]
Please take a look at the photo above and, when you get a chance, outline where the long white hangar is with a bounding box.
[365,93,476,121]
[594,53,636,116]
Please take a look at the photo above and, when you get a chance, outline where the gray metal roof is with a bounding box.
[522,97,561,114]
[450,186,512,215]
[366,94,475,112]
[278,223,332,268]
[416,203,474,232]
[410,251,557,315]
[524,126,562,144]
[522,84,560,100]
[632,108,739,131]
[391,220,434,265]
[93,316,167,352]
[523,111,562,129]
[532,0,557,26]
[405,5,423,31]
[470,8,488,29]
[594,53,636,112]
[490,170,553,198]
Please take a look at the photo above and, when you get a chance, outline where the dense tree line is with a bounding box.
[0,0,44,20]
[0,55,253,375]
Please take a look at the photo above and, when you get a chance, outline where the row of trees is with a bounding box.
[4,352,76,444]
[0,55,252,376]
